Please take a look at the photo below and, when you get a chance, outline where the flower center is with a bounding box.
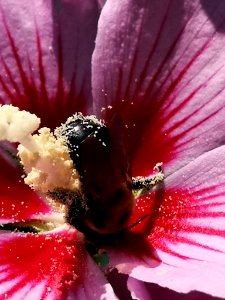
[0,105,165,238]
[0,104,82,233]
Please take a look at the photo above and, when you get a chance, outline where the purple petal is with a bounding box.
[127,277,152,300]
[109,146,225,297]
[92,0,225,176]
[72,256,118,300]
[97,0,106,9]
[136,282,223,300]
[0,0,99,128]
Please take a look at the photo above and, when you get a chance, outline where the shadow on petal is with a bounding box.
[200,0,225,32]
[144,282,223,300]
[107,269,132,300]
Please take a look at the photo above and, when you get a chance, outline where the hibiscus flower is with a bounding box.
[0,0,225,300]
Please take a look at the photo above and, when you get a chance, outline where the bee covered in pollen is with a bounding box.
[0,105,164,239]
[52,113,164,237]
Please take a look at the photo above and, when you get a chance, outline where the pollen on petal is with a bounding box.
[0,226,86,299]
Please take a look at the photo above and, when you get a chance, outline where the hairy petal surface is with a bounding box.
[0,225,117,300]
[92,0,225,176]
[0,0,99,128]
[109,146,225,298]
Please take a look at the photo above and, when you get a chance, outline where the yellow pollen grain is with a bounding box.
[18,127,81,194]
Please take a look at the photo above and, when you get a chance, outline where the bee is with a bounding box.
[50,113,164,239]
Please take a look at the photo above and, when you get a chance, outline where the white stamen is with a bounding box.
[0,104,40,150]
[0,105,81,195]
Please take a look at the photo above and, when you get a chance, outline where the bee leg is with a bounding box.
[132,163,164,194]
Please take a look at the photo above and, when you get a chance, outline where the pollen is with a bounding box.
[55,112,105,149]
[0,104,40,143]
[18,127,81,194]
[0,104,82,199]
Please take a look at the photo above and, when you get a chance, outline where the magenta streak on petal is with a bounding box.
[129,2,185,104]
[159,37,225,129]
[55,32,88,119]
[53,27,86,117]
[0,53,36,110]
[1,15,38,112]
[26,54,40,100]
[142,186,225,259]
[132,26,225,176]
[162,66,225,137]
[171,107,221,153]
[148,6,209,103]
[117,18,215,175]
[172,87,225,152]
[123,1,172,103]
[0,52,26,103]
[163,87,203,130]
[3,22,29,89]
[159,51,216,122]
[0,229,85,299]
[186,184,223,197]
[167,235,224,256]
[156,39,225,127]
[35,28,49,108]
[163,87,215,138]
[152,33,212,117]
[124,4,200,114]
[0,18,42,109]
[97,3,193,119]
[154,240,219,262]
[55,32,65,109]
[125,7,225,176]
[148,2,223,105]
[0,7,92,130]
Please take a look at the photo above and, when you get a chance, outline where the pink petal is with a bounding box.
[127,277,152,300]
[0,0,99,128]
[0,155,53,223]
[110,146,225,298]
[134,282,223,300]
[92,0,225,176]
[72,256,118,300]
[0,226,82,299]
[0,225,117,300]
